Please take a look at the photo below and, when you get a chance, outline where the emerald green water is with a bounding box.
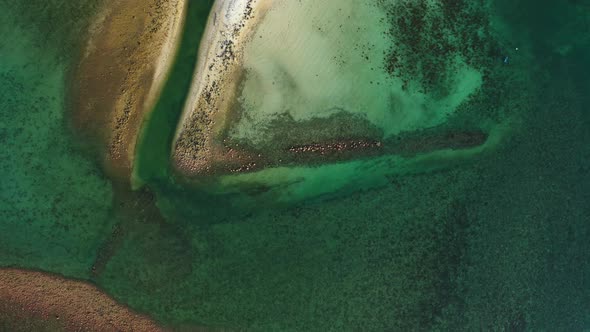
[0,0,113,277]
[1,0,590,331]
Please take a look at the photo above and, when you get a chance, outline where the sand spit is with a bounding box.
[70,0,187,181]
[0,268,165,331]
[172,0,272,179]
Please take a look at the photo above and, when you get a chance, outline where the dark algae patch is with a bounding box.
[1,0,590,331]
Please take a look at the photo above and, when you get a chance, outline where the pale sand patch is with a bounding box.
[71,0,187,182]
[230,0,482,144]
[0,268,165,331]
[171,0,483,179]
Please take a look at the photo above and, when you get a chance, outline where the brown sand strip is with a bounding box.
[70,0,187,182]
[0,268,166,331]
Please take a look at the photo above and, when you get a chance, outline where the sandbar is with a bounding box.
[70,0,187,181]
[0,268,165,331]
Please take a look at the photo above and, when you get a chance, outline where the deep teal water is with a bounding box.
[1,0,589,330]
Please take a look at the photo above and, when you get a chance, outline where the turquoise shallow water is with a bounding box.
[1,0,589,330]
[0,1,114,277]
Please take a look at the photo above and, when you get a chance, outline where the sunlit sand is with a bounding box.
[71,0,187,181]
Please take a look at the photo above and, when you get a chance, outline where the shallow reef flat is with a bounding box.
[0,1,116,278]
[173,0,482,175]
[162,0,521,203]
